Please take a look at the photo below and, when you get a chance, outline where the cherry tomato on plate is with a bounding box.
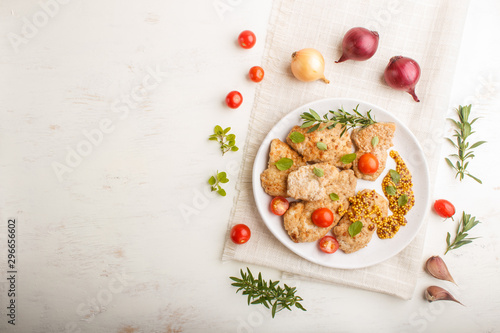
[319,236,339,254]
[311,208,334,228]
[226,91,243,109]
[230,224,251,244]
[249,66,264,82]
[358,153,379,174]
[238,30,256,49]
[434,199,455,219]
[270,196,289,216]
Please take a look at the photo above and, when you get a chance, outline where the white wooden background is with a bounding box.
[0,0,499,332]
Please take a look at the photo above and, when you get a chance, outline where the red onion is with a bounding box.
[336,27,379,63]
[384,56,421,102]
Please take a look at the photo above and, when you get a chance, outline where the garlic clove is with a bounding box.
[425,256,456,285]
[425,286,464,306]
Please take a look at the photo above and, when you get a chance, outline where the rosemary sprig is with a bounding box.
[445,105,486,184]
[300,104,377,137]
[230,268,306,318]
[209,125,239,155]
[445,211,481,254]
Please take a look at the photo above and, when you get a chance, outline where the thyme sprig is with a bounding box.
[230,268,306,318]
[445,105,486,184]
[300,104,377,137]
[445,211,481,254]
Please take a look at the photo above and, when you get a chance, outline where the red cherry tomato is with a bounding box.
[226,91,243,109]
[319,236,339,254]
[311,208,334,228]
[358,153,379,174]
[238,30,256,49]
[249,66,264,82]
[434,199,455,218]
[270,196,289,216]
[230,224,251,244]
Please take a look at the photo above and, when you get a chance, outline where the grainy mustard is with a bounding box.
[378,150,415,239]
[338,190,384,228]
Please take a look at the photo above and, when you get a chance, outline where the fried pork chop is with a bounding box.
[333,189,389,253]
[287,163,339,201]
[286,123,353,168]
[260,139,306,197]
[351,122,396,181]
[283,170,357,243]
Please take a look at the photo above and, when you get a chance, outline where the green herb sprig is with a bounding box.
[398,194,408,207]
[348,221,363,237]
[230,268,306,318]
[445,211,481,254]
[445,105,486,183]
[275,158,293,171]
[208,171,229,196]
[313,167,324,177]
[329,193,339,201]
[341,153,356,164]
[209,125,239,155]
[300,105,377,137]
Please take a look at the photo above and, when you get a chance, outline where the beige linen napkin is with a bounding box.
[222,0,469,299]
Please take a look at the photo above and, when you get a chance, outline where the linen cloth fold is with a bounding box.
[222,0,469,299]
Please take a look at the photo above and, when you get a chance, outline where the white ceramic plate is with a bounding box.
[252,98,430,269]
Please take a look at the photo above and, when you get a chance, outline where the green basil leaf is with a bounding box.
[275,158,293,171]
[371,136,379,147]
[214,125,223,135]
[313,167,324,177]
[316,142,327,150]
[217,172,227,181]
[348,221,363,237]
[289,131,305,143]
[398,194,408,206]
[385,186,397,196]
[208,176,216,185]
[329,193,339,201]
[217,188,226,196]
[341,153,356,164]
[231,146,239,151]
[389,169,401,184]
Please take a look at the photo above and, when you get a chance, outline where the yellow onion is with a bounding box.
[290,48,330,83]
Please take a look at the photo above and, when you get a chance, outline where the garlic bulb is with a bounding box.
[291,48,330,83]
